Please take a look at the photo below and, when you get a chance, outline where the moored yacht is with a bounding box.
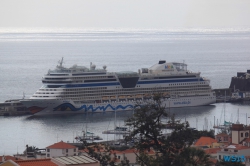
[21,58,216,115]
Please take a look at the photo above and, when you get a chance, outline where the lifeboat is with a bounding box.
[163,92,170,97]
[127,95,134,99]
[135,94,143,98]
[144,94,151,98]
[110,96,116,100]
[102,96,110,100]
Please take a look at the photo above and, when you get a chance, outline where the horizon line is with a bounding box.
[1,27,250,33]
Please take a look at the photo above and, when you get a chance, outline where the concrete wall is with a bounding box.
[232,130,249,144]
[232,131,239,144]
[116,153,137,164]
[46,148,78,158]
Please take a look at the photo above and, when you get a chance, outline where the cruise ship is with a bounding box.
[21,58,216,115]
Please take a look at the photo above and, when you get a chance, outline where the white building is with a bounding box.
[231,124,249,144]
[46,141,78,158]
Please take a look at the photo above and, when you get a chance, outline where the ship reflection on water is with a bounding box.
[25,105,216,132]
[1,103,250,155]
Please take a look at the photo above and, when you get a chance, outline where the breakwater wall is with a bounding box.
[213,88,232,97]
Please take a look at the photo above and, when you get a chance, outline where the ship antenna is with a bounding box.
[58,57,64,68]
[60,57,64,67]
[22,92,25,99]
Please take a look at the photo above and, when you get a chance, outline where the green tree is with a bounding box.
[86,144,115,166]
[126,93,214,166]
[119,156,130,166]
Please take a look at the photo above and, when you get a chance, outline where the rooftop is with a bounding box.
[0,156,21,162]
[243,138,250,142]
[204,148,221,154]
[224,144,250,150]
[216,133,229,137]
[15,159,57,166]
[52,155,99,165]
[194,137,217,146]
[46,141,76,149]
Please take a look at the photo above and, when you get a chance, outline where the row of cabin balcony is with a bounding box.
[34,89,211,96]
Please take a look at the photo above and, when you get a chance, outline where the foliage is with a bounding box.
[196,129,215,139]
[86,144,116,166]
[125,93,214,166]
[119,156,130,166]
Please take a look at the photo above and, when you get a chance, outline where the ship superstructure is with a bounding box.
[21,58,216,115]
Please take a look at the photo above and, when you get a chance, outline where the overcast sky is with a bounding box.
[0,0,250,29]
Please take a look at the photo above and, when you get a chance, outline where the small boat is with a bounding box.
[102,126,130,135]
[75,131,103,142]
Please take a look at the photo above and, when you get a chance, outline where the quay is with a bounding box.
[214,88,232,103]
[214,88,250,103]
[0,99,31,116]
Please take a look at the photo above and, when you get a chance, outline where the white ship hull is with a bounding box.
[21,96,216,116]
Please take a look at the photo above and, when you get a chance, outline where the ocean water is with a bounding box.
[0,28,250,155]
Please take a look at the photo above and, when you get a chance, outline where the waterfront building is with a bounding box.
[229,70,250,92]
[215,133,230,143]
[110,148,155,165]
[231,124,250,144]
[217,144,250,162]
[46,141,78,158]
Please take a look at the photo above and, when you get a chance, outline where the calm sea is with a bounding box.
[0,28,250,155]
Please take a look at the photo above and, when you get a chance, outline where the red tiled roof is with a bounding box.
[15,159,57,166]
[204,148,221,154]
[244,138,250,142]
[46,141,76,149]
[194,137,217,146]
[216,133,229,137]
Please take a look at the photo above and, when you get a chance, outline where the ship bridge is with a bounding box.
[115,71,139,88]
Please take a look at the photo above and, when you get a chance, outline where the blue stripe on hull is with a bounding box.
[53,103,134,112]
